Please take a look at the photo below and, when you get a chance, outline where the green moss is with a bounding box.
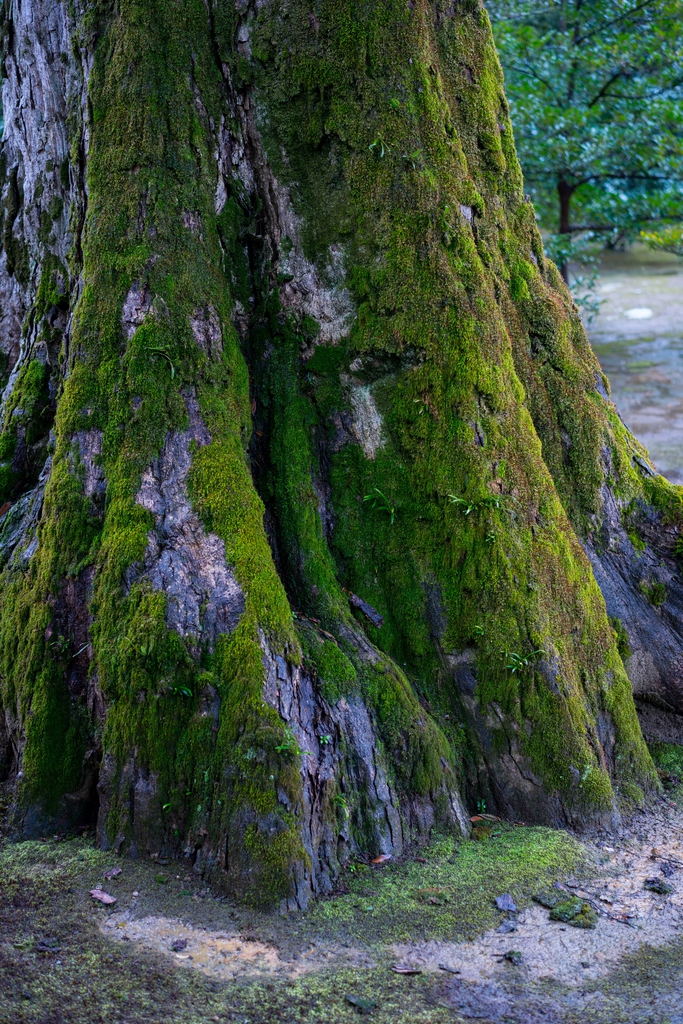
[308,823,586,943]
[0,358,53,504]
[299,622,358,705]
[2,165,30,283]
[59,156,70,189]
[0,0,660,898]
[231,0,657,818]
[610,617,631,661]
[639,580,667,607]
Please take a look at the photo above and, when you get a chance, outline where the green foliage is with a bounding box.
[642,224,683,257]
[504,648,544,674]
[490,0,683,266]
[449,493,508,515]
[364,487,396,525]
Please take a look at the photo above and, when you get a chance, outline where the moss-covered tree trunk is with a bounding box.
[0,0,678,907]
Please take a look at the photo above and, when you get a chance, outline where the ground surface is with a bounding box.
[585,244,683,484]
[3,748,683,1024]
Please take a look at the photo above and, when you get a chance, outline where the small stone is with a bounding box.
[569,904,598,930]
[549,896,584,922]
[171,938,188,952]
[502,949,522,965]
[534,890,567,910]
[496,918,517,934]
[495,893,517,913]
[661,861,676,878]
[645,878,675,895]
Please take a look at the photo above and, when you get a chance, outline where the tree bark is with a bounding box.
[0,0,678,908]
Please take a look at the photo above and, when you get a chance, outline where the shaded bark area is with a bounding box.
[0,0,676,908]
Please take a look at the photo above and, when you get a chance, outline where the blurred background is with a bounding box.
[489,0,683,482]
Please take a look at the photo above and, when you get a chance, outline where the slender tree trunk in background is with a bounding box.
[558,178,573,281]
[0,0,680,909]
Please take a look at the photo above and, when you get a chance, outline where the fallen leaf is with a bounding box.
[104,867,122,881]
[391,964,422,974]
[371,854,392,865]
[469,815,483,823]
[89,889,116,905]
[414,856,427,864]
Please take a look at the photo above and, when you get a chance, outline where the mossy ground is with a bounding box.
[306,823,585,943]
[2,820,683,1024]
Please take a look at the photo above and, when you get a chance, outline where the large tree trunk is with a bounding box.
[0,0,678,908]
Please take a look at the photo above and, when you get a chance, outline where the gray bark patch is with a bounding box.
[73,429,105,499]
[132,395,245,647]
[122,282,152,340]
[348,384,384,460]
[190,306,223,358]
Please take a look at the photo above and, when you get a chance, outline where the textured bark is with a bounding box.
[0,0,677,908]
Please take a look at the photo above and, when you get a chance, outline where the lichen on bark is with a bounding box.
[0,0,677,909]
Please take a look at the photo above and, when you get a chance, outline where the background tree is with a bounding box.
[0,0,681,910]
[642,223,683,256]
[489,0,683,278]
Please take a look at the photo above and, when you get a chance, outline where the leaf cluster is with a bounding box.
[490,0,683,240]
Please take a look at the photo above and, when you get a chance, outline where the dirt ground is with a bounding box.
[3,773,683,1024]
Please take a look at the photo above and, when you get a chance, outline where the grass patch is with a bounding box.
[307,823,587,943]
